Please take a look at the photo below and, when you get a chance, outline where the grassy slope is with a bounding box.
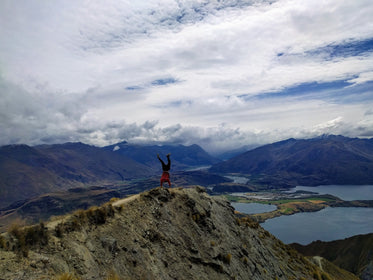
[292,233,373,279]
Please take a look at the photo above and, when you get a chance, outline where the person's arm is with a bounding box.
[157,154,165,166]
[166,154,171,167]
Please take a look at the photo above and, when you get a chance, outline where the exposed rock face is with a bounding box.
[0,187,356,279]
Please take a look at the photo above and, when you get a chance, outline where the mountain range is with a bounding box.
[0,143,149,209]
[210,135,373,188]
[0,142,219,209]
[103,141,220,171]
[1,135,373,212]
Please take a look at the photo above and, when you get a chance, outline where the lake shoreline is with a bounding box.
[262,207,373,245]
[228,184,373,245]
[226,191,373,223]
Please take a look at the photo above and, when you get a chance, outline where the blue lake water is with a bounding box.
[232,202,277,214]
[288,185,373,200]
[261,207,373,245]
[233,185,373,245]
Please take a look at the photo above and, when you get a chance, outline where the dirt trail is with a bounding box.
[112,193,141,206]
[313,256,323,270]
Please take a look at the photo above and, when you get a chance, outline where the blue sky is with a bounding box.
[0,0,372,153]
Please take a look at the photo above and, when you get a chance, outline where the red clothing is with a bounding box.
[158,154,171,187]
[160,171,171,187]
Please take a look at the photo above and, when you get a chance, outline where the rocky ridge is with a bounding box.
[0,187,358,279]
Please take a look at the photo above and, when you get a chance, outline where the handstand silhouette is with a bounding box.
[157,153,171,188]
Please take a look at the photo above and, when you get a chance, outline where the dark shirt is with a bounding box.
[158,155,171,171]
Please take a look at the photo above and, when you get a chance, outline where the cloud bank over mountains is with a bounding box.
[1,0,373,153]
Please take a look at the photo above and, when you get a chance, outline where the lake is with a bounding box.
[233,185,373,244]
[232,202,276,214]
[261,207,373,244]
[288,185,373,200]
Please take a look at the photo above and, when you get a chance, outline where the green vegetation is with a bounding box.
[281,207,294,214]
[260,196,334,205]
[224,195,246,202]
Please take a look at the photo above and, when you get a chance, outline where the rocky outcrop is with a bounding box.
[0,186,357,279]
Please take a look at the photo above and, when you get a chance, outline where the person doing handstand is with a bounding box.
[157,153,171,188]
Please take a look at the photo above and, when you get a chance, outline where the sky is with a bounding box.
[1,0,373,154]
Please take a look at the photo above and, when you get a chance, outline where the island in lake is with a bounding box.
[226,188,373,223]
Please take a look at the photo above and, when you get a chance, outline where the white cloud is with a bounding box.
[312,117,344,133]
[347,71,373,86]
[0,0,373,152]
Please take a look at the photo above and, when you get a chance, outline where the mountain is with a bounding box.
[291,233,373,280]
[0,186,123,233]
[0,141,221,212]
[0,143,153,208]
[0,187,357,279]
[210,135,373,187]
[215,144,259,160]
[103,142,220,171]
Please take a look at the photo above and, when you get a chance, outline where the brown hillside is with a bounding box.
[0,187,357,280]
[292,233,373,280]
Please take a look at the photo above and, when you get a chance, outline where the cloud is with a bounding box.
[0,0,373,152]
[347,71,373,86]
[312,117,344,133]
